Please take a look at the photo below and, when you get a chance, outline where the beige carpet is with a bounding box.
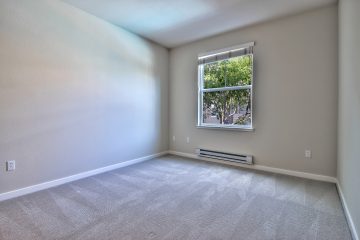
[0,155,352,240]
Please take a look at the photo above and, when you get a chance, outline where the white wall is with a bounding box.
[169,5,338,177]
[338,0,360,237]
[0,0,168,194]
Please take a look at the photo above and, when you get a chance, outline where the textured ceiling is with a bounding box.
[63,0,336,48]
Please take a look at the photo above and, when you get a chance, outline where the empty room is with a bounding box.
[0,0,359,239]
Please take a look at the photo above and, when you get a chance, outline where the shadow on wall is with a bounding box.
[0,0,167,193]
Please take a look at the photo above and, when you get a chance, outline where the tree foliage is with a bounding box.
[202,55,252,125]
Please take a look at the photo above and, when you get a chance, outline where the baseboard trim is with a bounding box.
[168,150,337,183]
[0,151,168,202]
[336,181,359,240]
[2,150,356,238]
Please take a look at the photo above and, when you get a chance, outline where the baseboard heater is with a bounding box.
[196,148,253,165]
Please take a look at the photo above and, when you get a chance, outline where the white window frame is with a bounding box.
[197,42,255,131]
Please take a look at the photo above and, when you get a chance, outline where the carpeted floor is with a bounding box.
[0,155,352,240]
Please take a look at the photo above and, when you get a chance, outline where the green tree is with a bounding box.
[203,55,252,125]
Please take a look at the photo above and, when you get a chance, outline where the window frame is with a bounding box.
[197,43,255,131]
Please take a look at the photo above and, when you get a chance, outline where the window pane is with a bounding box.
[203,61,226,89]
[226,55,252,87]
[203,54,252,89]
[202,89,251,126]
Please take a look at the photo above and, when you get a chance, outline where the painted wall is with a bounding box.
[0,0,169,194]
[169,5,338,177]
[338,0,360,237]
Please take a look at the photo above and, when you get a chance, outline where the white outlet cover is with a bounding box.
[6,160,16,171]
[305,150,311,158]
[186,137,190,143]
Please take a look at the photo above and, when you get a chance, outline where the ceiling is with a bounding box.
[63,0,336,48]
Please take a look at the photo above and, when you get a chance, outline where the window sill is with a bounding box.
[196,124,255,131]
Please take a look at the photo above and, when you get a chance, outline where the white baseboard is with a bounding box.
[3,149,356,238]
[0,151,168,202]
[168,150,337,183]
[336,181,359,240]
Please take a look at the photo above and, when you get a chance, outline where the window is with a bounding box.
[197,42,254,130]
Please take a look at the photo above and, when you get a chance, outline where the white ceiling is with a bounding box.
[63,0,336,48]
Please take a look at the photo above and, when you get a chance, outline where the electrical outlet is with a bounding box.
[305,150,311,158]
[186,137,190,143]
[6,160,16,171]
[172,136,176,142]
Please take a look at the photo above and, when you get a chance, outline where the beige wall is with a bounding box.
[0,0,342,196]
[169,5,338,176]
[0,0,169,194]
[338,0,360,237]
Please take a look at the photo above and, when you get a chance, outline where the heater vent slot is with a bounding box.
[196,148,253,165]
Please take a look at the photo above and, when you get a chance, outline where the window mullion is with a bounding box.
[202,85,251,92]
